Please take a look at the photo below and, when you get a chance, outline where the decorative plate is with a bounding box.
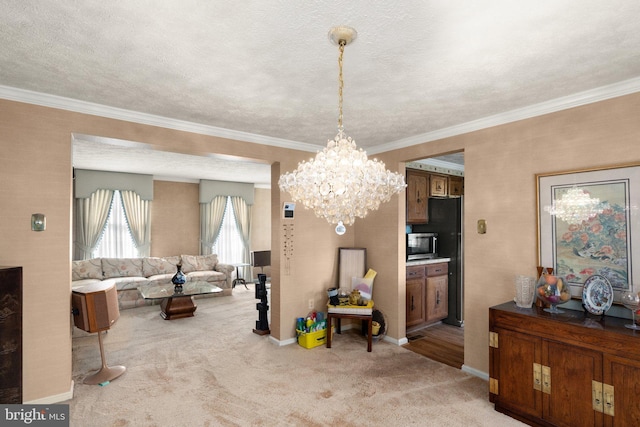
[582,275,614,315]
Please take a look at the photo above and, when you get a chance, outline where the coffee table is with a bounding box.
[138,281,222,320]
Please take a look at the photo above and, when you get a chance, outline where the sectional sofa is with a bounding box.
[71,254,234,310]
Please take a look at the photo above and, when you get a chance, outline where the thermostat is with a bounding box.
[283,202,295,219]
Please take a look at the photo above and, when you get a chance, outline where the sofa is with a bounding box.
[71,254,234,310]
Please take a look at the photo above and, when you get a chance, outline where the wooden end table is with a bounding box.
[326,312,373,352]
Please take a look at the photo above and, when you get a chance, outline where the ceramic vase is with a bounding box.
[172,264,186,285]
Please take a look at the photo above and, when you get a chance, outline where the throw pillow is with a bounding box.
[180,255,199,273]
[101,258,144,278]
[201,254,218,270]
[142,256,180,277]
[72,259,103,281]
[181,254,219,272]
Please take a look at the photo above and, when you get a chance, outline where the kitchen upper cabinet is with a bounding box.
[429,174,448,197]
[407,170,429,224]
[449,176,464,196]
[406,169,464,224]
[489,302,640,426]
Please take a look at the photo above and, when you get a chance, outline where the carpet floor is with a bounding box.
[65,285,525,426]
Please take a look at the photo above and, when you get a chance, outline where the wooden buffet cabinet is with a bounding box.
[489,302,640,427]
[406,262,448,329]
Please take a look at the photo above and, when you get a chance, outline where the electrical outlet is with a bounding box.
[308,299,314,309]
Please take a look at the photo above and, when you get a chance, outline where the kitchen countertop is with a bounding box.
[406,257,451,266]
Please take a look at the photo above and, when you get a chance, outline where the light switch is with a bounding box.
[477,219,486,234]
[31,213,46,231]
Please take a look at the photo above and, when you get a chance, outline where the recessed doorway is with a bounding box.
[404,152,464,367]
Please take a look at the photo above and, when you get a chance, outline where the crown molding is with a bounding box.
[369,76,640,155]
[0,85,321,152]
[3,76,640,156]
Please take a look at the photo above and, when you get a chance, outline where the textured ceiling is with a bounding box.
[2,1,640,185]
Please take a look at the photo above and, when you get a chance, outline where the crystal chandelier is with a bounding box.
[278,26,407,235]
[545,186,604,224]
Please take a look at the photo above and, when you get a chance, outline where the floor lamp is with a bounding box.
[251,250,271,282]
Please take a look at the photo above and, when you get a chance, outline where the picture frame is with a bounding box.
[537,164,640,303]
[338,247,366,290]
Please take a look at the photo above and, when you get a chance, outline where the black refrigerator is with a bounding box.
[414,197,464,326]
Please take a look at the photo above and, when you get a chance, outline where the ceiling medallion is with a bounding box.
[278,26,407,235]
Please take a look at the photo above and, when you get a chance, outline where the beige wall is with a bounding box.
[0,101,73,403]
[151,181,200,257]
[250,187,271,280]
[0,98,310,402]
[151,182,271,260]
[251,188,271,252]
[2,91,639,402]
[380,93,640,373]
[270,158,357,340]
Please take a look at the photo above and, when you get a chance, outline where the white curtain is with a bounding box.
[120,190,151,257]
[93,191,138,259]
[200,196,227,255]
[74,189,114,260]
[230,196,251,265]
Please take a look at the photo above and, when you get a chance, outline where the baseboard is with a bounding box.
[269,335,296,346]
[268,327,409,347]
[24,381,74,404]
[383,335,408,346]
[461,364,489,381]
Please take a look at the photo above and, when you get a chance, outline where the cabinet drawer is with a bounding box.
[426,263,448,276]
[406,265,425,279]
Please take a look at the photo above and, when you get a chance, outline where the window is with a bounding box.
[212,197,245,265]
[93,191,139,258]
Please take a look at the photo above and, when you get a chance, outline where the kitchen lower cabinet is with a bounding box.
[406,262,448,330]
[426,275,448,323]
[406,276,425,327]
[489,302,640,426]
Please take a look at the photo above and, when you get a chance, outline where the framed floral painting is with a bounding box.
[537,164,640,303]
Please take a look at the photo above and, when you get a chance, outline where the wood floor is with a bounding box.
[403,323,464,369]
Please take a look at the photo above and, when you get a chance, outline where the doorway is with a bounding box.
[404,152,465,366]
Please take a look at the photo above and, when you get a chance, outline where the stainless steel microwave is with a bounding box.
[407,232,438,261]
